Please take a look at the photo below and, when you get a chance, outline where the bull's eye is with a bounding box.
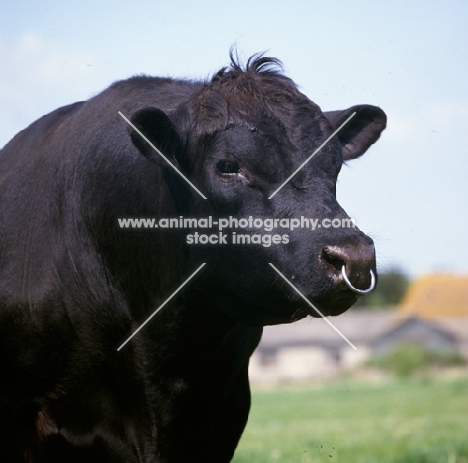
[216,159,240,175]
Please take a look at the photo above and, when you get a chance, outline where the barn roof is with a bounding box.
[258,309,468,352]
[259,309,398,350]
[399,274,468,318]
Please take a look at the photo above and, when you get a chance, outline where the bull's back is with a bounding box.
[0,77,197,291]
[0,101,84,176]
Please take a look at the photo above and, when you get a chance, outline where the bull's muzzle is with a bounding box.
[321,242,376,293]
[341,265,375,294]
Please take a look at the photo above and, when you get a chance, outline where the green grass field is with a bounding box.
[232,376,468,463]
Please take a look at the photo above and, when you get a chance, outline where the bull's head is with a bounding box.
[127,55,386,326]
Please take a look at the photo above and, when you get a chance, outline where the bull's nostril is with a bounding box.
[321,247,345,273]
[320,243,376,290]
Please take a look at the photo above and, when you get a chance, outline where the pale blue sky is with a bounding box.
[1,0,467,277]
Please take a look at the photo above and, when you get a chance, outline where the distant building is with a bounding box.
[371,316,459,354]
[249,274,468,385]
[249,309,395,384]
[400,273,468,318]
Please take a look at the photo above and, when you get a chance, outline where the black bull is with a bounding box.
[0,54,386,462]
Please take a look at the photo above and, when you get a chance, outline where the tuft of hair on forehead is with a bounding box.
[209,50,296,94]
[186,51,307,136]
[214,49,285,79]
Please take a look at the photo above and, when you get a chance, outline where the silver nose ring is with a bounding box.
[341,265,376,294]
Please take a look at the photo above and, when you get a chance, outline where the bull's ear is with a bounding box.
[129,107,183,165]
[325,105,387,161]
